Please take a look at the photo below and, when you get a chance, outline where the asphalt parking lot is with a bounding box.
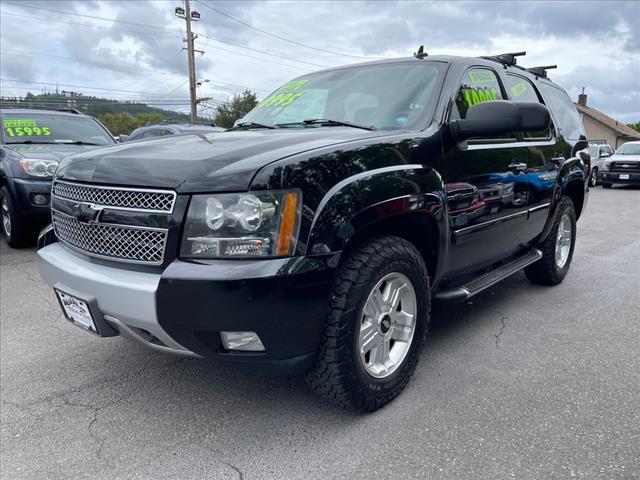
[1,186,639,480]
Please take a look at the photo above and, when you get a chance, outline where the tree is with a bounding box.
[98,113,139,136]
[213,90,258,128]
[628,122,640,133]
[97,112,168,136]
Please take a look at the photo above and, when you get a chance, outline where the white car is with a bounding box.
[588,143,614,186]
[599,140,640,188]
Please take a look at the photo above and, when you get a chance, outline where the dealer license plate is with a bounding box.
[619,174,630,180]
[55,290,98,334]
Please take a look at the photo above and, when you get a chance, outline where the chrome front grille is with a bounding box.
[52,211,168,265]
[52,180,176,213]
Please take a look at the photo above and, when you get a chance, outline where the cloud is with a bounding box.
[1,0,638,121]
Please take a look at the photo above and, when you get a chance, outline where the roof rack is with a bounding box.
[56,107,82,114]
[413,45,428,59]
[482,51,526,67]
[526,65,557,78]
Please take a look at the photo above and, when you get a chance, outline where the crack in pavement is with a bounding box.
[225,461,244,480]
[494,315,507,349]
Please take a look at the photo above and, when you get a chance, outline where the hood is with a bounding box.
[55,128,392,192]
[611,154,640,162]
[4,143,107,162]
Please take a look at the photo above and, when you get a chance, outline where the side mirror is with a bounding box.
[118,134,130,142]
[450,101,551,142]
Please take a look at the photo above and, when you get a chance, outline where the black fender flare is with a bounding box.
[539,154,587,242]
[305,164,448,283]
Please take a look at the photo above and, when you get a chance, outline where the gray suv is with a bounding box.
[588,143,614,186]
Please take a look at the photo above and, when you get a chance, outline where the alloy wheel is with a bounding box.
[358,272,417,379]
[555,213,572,268]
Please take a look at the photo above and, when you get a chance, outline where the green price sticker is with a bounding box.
[462,87,498,108]
[257,79,309,109]
[2,119,51,137]
[468,71,495,84]
[510,82,529,98]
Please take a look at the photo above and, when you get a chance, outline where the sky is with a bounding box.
[1,0,639,122]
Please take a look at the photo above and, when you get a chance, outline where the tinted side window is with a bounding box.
[539,84,585,141]
[505,75,540,103]
[142,129,162,138]
[505,75,552,140]
[161,129,174,136]
[455,68,504,119]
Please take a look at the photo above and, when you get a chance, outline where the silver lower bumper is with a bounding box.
[38,243,198,357]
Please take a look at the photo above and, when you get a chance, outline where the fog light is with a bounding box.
[220,331,265,351]
[31,194,49,205]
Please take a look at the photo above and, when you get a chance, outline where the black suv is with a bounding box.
[37,52,589,411]
[1,109,115,246]
[119,123,223,142]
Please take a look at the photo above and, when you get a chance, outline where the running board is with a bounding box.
[434,249,543,302]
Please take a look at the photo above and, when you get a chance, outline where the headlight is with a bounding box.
[539,172,558,181]
[180,190,301,258]
[19,159,58,178]
[602,161,611,171]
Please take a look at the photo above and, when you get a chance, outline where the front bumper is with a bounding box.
[600,171,640,185]
[38,243,337,374]
[7,177,52,219]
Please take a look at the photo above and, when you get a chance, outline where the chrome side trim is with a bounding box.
[52,180,177,214]
[529,202,551,213]
[454,209,528,236]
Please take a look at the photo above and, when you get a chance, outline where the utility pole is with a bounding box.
[175,0,203,123]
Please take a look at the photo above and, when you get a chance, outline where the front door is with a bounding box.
[443,66,534,275]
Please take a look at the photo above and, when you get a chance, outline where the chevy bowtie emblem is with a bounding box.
[87,204,104,224]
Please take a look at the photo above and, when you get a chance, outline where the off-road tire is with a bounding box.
[306,235,430,412]
[0,187,31,248]
[525,196,576,286]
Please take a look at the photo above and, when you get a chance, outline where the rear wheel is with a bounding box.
[306,235,430,412]
[0,187,30,248]
[525,196,576,286]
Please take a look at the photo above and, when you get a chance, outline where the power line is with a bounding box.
[194,0,381,60]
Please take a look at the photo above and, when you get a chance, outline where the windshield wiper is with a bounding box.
[227,121,279,131]
[299,118,377,131]
[66,141,102,145]
[5,140,60,145]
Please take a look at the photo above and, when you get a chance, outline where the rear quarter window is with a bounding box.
[539,84,585,141]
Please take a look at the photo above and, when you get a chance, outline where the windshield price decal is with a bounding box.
[462,87,498,108]
[2,119,51,137]
[257,79,309,109]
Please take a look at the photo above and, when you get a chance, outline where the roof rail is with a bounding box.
[56,107,82,114]
[482,51,526,67]
[413,45,428,59]
[526,65,557,78]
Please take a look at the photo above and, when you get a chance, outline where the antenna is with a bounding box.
[526,65,557,78]
[414,45,428,59]
[482,51,526,67]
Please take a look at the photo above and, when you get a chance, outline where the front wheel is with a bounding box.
[525,196,576,286]
[589,168,598,187]
[306,235,430,412]
[0,187,30,248]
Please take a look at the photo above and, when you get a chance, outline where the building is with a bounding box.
[575,91,640,148]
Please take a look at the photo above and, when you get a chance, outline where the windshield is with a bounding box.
[240,61,445,130]
[615,143,640,155]
[589,146,599,157]
[1,112,114,145]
